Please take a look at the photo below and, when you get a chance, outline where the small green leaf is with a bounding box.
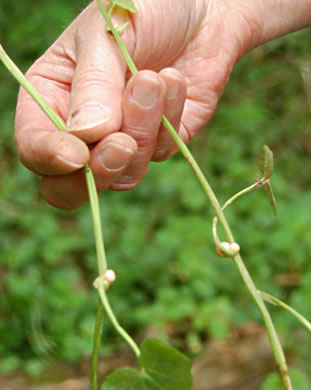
[101,339,193,390]
[140,339,193,390]
[263,181,277,216]
[108,0,138,13]
[259,145,274,179]
[101,368,156,390]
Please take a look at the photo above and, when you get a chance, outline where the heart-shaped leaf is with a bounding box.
[263,182,277,216]
[101,339,193,390]
[108,0,138,13]
[259,145,274,179]
[101,367,156,390]
[139,338,193,390]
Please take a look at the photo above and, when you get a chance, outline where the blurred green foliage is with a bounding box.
[0,0,311,385]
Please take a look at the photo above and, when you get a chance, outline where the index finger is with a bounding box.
[15,43,90,175]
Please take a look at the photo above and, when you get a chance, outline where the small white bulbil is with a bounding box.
[216,241,240,258]
[93,269,116,291]
[221,242,231,252]
[104,269,116,284]
[230,242,240,254]
[216,242,231,258]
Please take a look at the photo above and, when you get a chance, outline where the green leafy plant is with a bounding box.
[102,339,193,390]
[1,1,311,389]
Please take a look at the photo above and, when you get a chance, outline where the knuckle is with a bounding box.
[109,177,141,191]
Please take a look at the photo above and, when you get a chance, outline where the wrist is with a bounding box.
[244,0,311,49]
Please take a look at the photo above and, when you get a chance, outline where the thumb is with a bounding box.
[67,4,133,143]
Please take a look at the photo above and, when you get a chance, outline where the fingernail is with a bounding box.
[179,125,189,144]
[130,77,161,109]
[167,83,179,100]
[54,155,85,169]
[67,104,111,131]
[99,143,134,172]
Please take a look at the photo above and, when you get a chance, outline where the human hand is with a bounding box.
[15,0,311,210]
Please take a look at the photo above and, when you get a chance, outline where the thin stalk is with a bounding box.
[96,2,234,243]
[161,115,234,243]
[212,216,221,248]
[222,181,263,211]
[0,44,108,389]
[1,43,142,385]
[0,45,66,131]
[96,0,138,75]
[91,303,105,390]
[98,284,141,359]
[0,44,108,275]
[84,164,108,274]
[260,291,311,332]
[96,4,293,387]
[234,254,292,389]
[212,180,265,247]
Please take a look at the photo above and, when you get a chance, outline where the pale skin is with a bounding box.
[15,0,311,210]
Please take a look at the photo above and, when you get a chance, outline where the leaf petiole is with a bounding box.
[259,291,311,332]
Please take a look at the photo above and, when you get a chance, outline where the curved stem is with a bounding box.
[222,181,261,211]
[0,44,108,389]
[212,216,221,247]
[164,127,291,388]
[260,291,311,332]
[160,116,235,242]
[212,180,266,246]
[98,284,141,359]
[0,44,108,275]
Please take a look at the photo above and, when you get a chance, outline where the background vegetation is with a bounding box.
[0,0,311,387]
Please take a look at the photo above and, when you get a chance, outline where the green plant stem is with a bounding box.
[212,179,265,246]
[0,44,108,275]
[1,43,143,388]
[160,115,235,243]
[96,0,138,75]
[95,4,292,388]
[233,255,292,390]
[97,284,141,359]
[0,45,66,131]
[96,1,234,242]
[260,291,311,332]
[84,165,108,274]
[0,44,109,390]
[221,180,265,211]
[91,302,105,390]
